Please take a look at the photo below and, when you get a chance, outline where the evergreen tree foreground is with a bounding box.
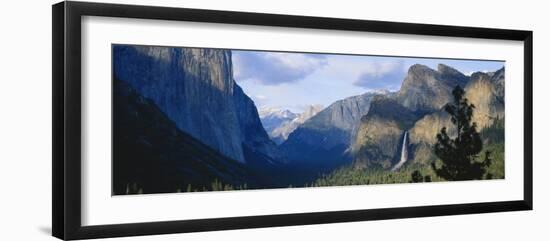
[432,86,492,181]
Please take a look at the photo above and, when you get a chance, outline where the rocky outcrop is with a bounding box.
[233,85,284,162]
[112,79,256,194]
[396,64,469,113]
[352,64,504,169]
[407,67,505,165]
[465,68,505,129]
[112,45,279,164]
[351,96,421,168]
[280,92,380,164]
[407,111,452,165]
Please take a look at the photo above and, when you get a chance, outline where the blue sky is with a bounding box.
[232,50,504,113]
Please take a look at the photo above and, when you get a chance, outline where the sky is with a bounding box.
[232,50,504,113]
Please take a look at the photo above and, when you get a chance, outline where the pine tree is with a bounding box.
[432,86,491,180]
[424,175,432,182]
[410,170,423,183]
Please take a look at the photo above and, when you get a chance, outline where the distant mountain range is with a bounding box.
[259,105,323,144]
[259,108,298,136]
[112,45,505,193]
[279,92,383,168]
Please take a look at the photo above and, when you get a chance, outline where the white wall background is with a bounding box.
[0,0,547,240]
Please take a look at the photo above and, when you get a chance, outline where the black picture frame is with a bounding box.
[52,1,533,240]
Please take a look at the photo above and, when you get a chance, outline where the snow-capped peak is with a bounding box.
[259,105,324,144]
[259,107,297,119]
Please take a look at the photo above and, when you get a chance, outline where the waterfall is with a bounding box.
[391,131,408,171]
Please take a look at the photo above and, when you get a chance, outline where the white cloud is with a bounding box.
[353,61,406,90]
[233,51,328,85]
[255,94,267,100]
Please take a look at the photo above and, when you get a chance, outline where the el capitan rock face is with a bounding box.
[112,79,257,194]
[113,45,280,164]
[233,84,284,163]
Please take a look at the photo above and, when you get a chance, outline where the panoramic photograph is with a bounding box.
[112,44,505,195]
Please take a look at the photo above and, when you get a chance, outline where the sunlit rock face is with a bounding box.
[352,64,504,169]
[396,64,469,113]
[465,68,505,129]
[113,45,279,164]
[406,67,505,165]
[351,96,420,169]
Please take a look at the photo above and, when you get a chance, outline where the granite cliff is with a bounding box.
[352,64,504,169]
[280,92,381,165]
[113,45,280,164]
